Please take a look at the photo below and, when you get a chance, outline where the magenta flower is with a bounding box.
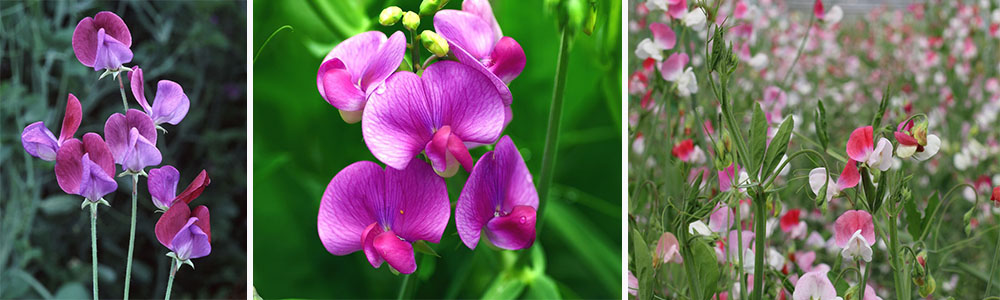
[21,94,82,161]
[846,126,892,171]
[55,133,117,202]
[155,201,211,262]
[456,136,538,250]
[72,11,132,71]
[362,61,504,177]
[317,31,406,123]
[434,0,526,122]
[130,66,190,126]
[104,109,161,172]
[148,166,211,211]
[317,160,450,274]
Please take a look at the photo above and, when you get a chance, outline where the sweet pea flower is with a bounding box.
[671,139,705,163]
[645,0,668,12]
[55,133,117,202]
[655,232,684,264]
[317,31,406,123]
[634,39,664,61]
[676,67,698,96]
[688,220,712,236]
[683,9,707,30]
[666,0,688,19]
[894,120,941,161]
[813,0,825,19]
[130,66,190,126]
[104,109,161,172]
[726,230,754,263]
[628,271,639,298]
[148,166,211,211]
[719,164,749,192]
[318,161,449,274]
[649,23,677,50]
[362,61,504,178]
[834,210,875,262]
[780,209,808,239]
[72,11,132,72]
[21,94,82,161]
[435,0,526,123]
[660,52,689,82]
[809,165,859,199]
[155,201,211,263]
[793,266,841,300]
[709,204,734,233]
[456,136,539,250]
[992,186,999,205]
[846,126,893,171]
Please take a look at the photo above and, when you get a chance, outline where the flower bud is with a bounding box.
[913,120,929,145]
[420,30,450,57]
[402,11,420,31]
[918,274,936,297]
[419,0,449,16]
[379,6,403,26]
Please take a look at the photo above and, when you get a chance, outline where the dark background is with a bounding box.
[1,1,247,299]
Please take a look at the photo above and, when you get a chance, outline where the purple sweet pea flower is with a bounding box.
[21,94,82,161]
[317,31,406,123]
[456,136,538,250]
[72,11,133,71]
[148,165,211,211]
[55,133,117,202]
[317,160,449,274]
[130,66,190,126]
[362,61,504,177]
[155,201,211,261]
[434,0,526,123]
[104,109,161,172]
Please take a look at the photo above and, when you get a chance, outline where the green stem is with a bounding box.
[396,273,411,300]
[164,259,177,300]
[751,190,766,300]
[253,25,294,64]
[90,204,99,300]
[118,75,128,112]
[409,30,421,72]
[858,259,870,300]
[780,13,815,88]
[986,214,1000,296]
[123,174,138,299]
[888,214,910,300]
[536,26,571,232]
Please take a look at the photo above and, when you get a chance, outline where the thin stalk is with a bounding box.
[164,259,177,300]
[780,13,816,88]
[123,174,138,299]
[90,204,99,300]
[986,214,1000,296]
[888,214,910,300]
[858,260,870,300]
[396,273,411,300]
[751,189,766,300]
[409,30,421,72]
[536,26,571,232]
[118,75,128,112]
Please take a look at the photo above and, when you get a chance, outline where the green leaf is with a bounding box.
[861,169,877,212]
[904,193,923,239]
[872,170,888,214]
[748,104,767,180]
[412,240,440,257]
[525,274,562,299]
[692,240,721,298]
[482,268,528,300]
[631,228,653,300]
[761,116,794,179]
[815,100,829,150]
[919,192,941,240]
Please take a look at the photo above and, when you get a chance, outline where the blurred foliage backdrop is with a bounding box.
[1,1,247,299]
[252,0,620,298]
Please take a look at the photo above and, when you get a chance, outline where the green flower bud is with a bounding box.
[379,6,403,26]
[918,275,935,297]
[582,1,596,35]
[420,30,450,57]
[402,11,420,31]
[815,183,828,208]
[419,0,449,16]
[913,120,929,145]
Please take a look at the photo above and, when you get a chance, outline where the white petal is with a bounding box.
[896,144,917,158]
[913,134,941,161]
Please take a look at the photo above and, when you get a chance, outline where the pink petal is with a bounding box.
[317,161,383,255]
[837,159,860,190]
[834,210,875,248]
[846,126,874,162]
[155,201,191,249]
[649,23,677,50]
[191,205,211,243]
[462,0,503,41]
[150,80,190,125]
[660,52,689,81]
[374,231,417,274]
[894,131,918,146]
[488,37,526,84]
[434,10,496,60]
[485,205,537,250]
[813,0,825,19]
[359,31,406,93]
[361,222,386,268]
[59,94,82,144]
[130,66,152,113]
[323,31,387,82]
[318,58,366,112]
[362,71,435,170]
[384,160,450,244]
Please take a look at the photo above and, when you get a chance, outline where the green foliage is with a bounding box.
[748,104,767,180]
[690,240,720,298]
[761,116,793,180]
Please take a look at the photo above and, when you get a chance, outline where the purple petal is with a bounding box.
[425,126,473,175]
[93,11,131,47]
[81,133,115,178]
[21,121,59,161]
[92,28,133,71]
[121,127,161,172]
[485,205,536,250]
[150,80,190,125]
[435,10,496,60]
[72,16,99,67]
[374,231,416,274]
[59,94,82,144]
[324,31,387,82]
[385,160,450,243]
[192,205,211,243]
[362,71,434,170]
[318,161,383,255]
[462,0,503,40]
[447,40,514,105]
[130,66,152,113]
[317,58,366,112]
[104,109,157,164]
[422,61,505,144]
[148,165,180,210]
[169,217,212,260]
[78,153,118,201]
[156,201,191,249]
[359,31,406,93]
[361,222,385,268]
[488,37,526,84]
[55,138,85,194]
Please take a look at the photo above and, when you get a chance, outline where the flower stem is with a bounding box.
[396,273,411,300]
[751,189,766,300]
[888,213,910,299]
[986,214,1000,296]
[118,75,128,112]
[123,174,138,299]
[535,25,571,232]
[780,12,816,88]
[90,203,99,300]
[409,30,421,72]
[164,259,177,300]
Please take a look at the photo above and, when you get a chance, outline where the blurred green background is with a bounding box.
[252,0,621,298]
[1,1,247,299]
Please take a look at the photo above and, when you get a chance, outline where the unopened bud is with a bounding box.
[379,6,403,26]
[583,2,597,35]
[420,30,450,57]
[419,0,449,15]
[402,11,420,31]
[918,275,936,297]
[913,120,929,145]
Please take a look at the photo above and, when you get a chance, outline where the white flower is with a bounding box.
[841,230,873,262]
[748,53,768,70]
[646,0,668,12]
[676,67,698,96]
[742,248,756,273]
[689,220,712,236]
[809,167,839,202]
[683,9,707,31]
[824,5,843,25]
[634,38,664,61]
[767,248,786,270]
[867,138,894,171]
[912,134,941,161]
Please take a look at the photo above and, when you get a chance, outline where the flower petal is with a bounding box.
[104,109,157,164]
[423,61,505,144]
[461,0,503,40]
[912,134,941,161]
[846,126,874,162]
[169,217,211,260]
[175,169,211,205]
[448,39,514,105]
[456,136,537,249]
[121,127,161,171]
[130,66,152,114]
[649,22,677,50]
[93,11,131,47]
[374,231,416,274]
[192,205,211,243]
[156,201,192,249]
[21,121,59,161]
[833,210,875,248]
[660,52,689,82]
[148,165,180,210]
[150,80,190,125]
[361,222,385,268]
[324,31,387,81]
[485,205,537,250]
[92,29,133,71]
[488,37,526,84]
[72,16,99,67]
[837,159,860,190]
[78,153,117,201]
[59,94,82,144]
[318,59,366,112]
[318,161,382,255]
[385,160,450,243]
[359,31,406,93]
[362,71,434,170]
[81,133,115,177]
[434,10,496,60]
